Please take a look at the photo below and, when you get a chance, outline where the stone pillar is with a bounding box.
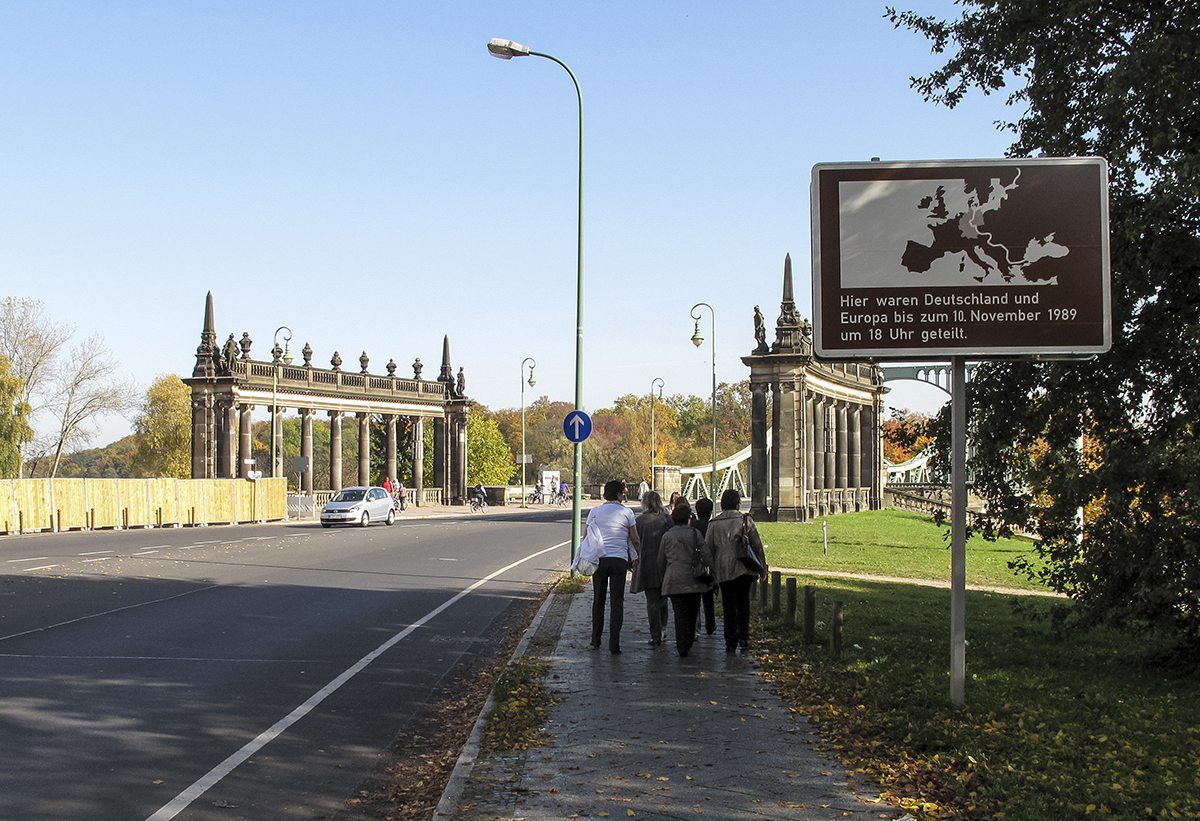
[300,409,314,494]
[270,405,285,478]
[824,401,836,491]
[412,417,425,505]
[385,414,397,485]
[772,377,806,522]
[434,415,447,498]
[191,392,213,479]
[329,411,343,492]
[804,392,815,518]
[358,412,371,487]
[216,399,236,479]
[812,395,825,497]
[239,404,254,479]
[836,400,849,491]
[749,379,770,519]
[866,398,882,510]
[849,403,862,504]
[448,407,469,505]
[770,382,781,517]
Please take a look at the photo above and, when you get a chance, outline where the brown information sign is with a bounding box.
[811,158,1111,360]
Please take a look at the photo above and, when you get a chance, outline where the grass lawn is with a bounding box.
[749,512,1200,820]
[757,509,1046,591]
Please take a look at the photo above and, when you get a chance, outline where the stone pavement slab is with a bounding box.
[438,585,897,821]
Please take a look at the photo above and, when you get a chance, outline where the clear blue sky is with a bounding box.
[1,1,1016,447]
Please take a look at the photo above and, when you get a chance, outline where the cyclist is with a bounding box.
[473,483,487,510]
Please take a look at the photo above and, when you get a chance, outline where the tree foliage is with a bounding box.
[131,374,191,478]
[890,0,1200,648]
[0,355,33,479]
[467,413,515,486]
[881,408,934,464]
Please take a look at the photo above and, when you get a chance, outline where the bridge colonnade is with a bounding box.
[184,294,471,505]
[743,256,887,522]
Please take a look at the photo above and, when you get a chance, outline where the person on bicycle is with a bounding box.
[473,483,487,508]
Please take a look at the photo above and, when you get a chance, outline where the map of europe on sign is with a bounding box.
[812,158,1111,359]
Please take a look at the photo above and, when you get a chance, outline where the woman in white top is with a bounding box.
[582,479,641,654]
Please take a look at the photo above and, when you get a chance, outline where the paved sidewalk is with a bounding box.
[436,586,894,821]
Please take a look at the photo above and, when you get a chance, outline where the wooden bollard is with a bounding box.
[804,584,816,645]
[760,571,769,608]
[771,570,782,613]
[785,577,797,626]
[832,601,844,658]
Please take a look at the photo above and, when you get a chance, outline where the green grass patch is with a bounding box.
[758,509,1046,591]
[753,576,1200,820]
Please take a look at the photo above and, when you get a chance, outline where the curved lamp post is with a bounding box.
[649,377,664,492]
[271,326,293,484]
[520,358,537,508]
[489,38,585,564]
[690,303,717,499]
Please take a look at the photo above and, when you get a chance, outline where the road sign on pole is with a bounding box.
[811,157,1111,360]
[563,410,592,443]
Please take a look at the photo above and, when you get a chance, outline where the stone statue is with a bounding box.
[800,318,813,338]
[753,306,769,354]
[413,357,424,380]
[386,358,397,376]
[302,341,313,366]
[456,367,465,397]
[331,351,342,371]
[239,332,253,359]
[222,334,238,373]
[359,351,370,374]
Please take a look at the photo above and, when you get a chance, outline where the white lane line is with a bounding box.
[78,551,115,556]
[81,557,113,564]
[146,539,568,821]
[7,557,49,563]
[0,653,320,663]
[132,550,160,556]
[191,540,221,545]
[0,585,221,642]
[23,565,59,572]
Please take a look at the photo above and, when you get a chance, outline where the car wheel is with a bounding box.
[386,508,395,526]
[359,511,370,528]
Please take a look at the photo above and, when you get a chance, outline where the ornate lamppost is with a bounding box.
[271,326,293,484]
[520,357,536,508]
[690,303,717,499]
[649,377,663,492]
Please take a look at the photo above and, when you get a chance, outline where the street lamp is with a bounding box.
[690,303,717,499]
[271,326,293,485]
[489,38,586,565]
[649,377,663,492]
[521,358,537,508]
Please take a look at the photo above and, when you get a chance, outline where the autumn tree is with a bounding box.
[131,374,191,478]
[467,414,515,486]
[890,0,1200,650]
[0,355,33,479]
[881,408,934,463]
[0,298,71,476]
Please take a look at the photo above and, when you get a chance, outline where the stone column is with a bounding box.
[385,414,397,486]
[329,411,343,492]
[849,403,862,505]
[358,412,371,487]
[748,379,770,519]
[300,409,314,494]
[190,392,213,479]
[433,415,447,499]
[270,405,285,478]
[812,395,825,496]
[772,377,806,522]
[216,399,236,479]
[238,404,254,479]
[804,392,816,516]
[824,401,836,492]
[448,407,469,505]
[770,382,781,518]
[866,397,883,510]
[836,400,849,490]
[412,417,425,505]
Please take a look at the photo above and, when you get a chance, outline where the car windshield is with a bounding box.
[331,489,366,502]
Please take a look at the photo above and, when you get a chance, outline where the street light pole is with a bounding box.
[521,358,536,508]
[271,326,293,484]
[489,38,585,564]
[650,377,663,492]
[690,303,717,499]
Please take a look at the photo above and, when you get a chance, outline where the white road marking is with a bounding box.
[7,557,49,563]
[23,565,58,572]
[146,539,569,821]
[132,550,160,556]
[77,551,115,556]
[81,557,114,564]
[0,585,220,642]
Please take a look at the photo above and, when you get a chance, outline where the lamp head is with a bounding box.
[690,321,704,347]
[488,38,530,59]
[528,369,536,388]
[283,341,293,366]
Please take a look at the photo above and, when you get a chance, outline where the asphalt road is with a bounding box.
[0,510,573,820]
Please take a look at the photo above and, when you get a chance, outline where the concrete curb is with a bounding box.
[432,584,562,819]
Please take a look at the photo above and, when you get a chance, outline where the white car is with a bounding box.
[320,486,396,528]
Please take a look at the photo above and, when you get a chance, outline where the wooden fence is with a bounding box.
[0,477,287,535]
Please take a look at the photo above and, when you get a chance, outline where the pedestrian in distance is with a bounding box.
[691,497,718,636]
[382,476,393,495]
[704,489,768,654]
[630,490,671,646]
[397,480,407,512]
[657,503,714,657]
[583,480,642,654]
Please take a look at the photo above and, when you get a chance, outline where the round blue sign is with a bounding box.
[563,410,592,443]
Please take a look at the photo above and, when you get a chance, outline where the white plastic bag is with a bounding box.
[571,526,605,576]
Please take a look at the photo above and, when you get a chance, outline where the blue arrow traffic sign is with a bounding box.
[563,410,592,444]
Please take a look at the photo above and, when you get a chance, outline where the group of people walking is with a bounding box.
[582,481,768,657]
